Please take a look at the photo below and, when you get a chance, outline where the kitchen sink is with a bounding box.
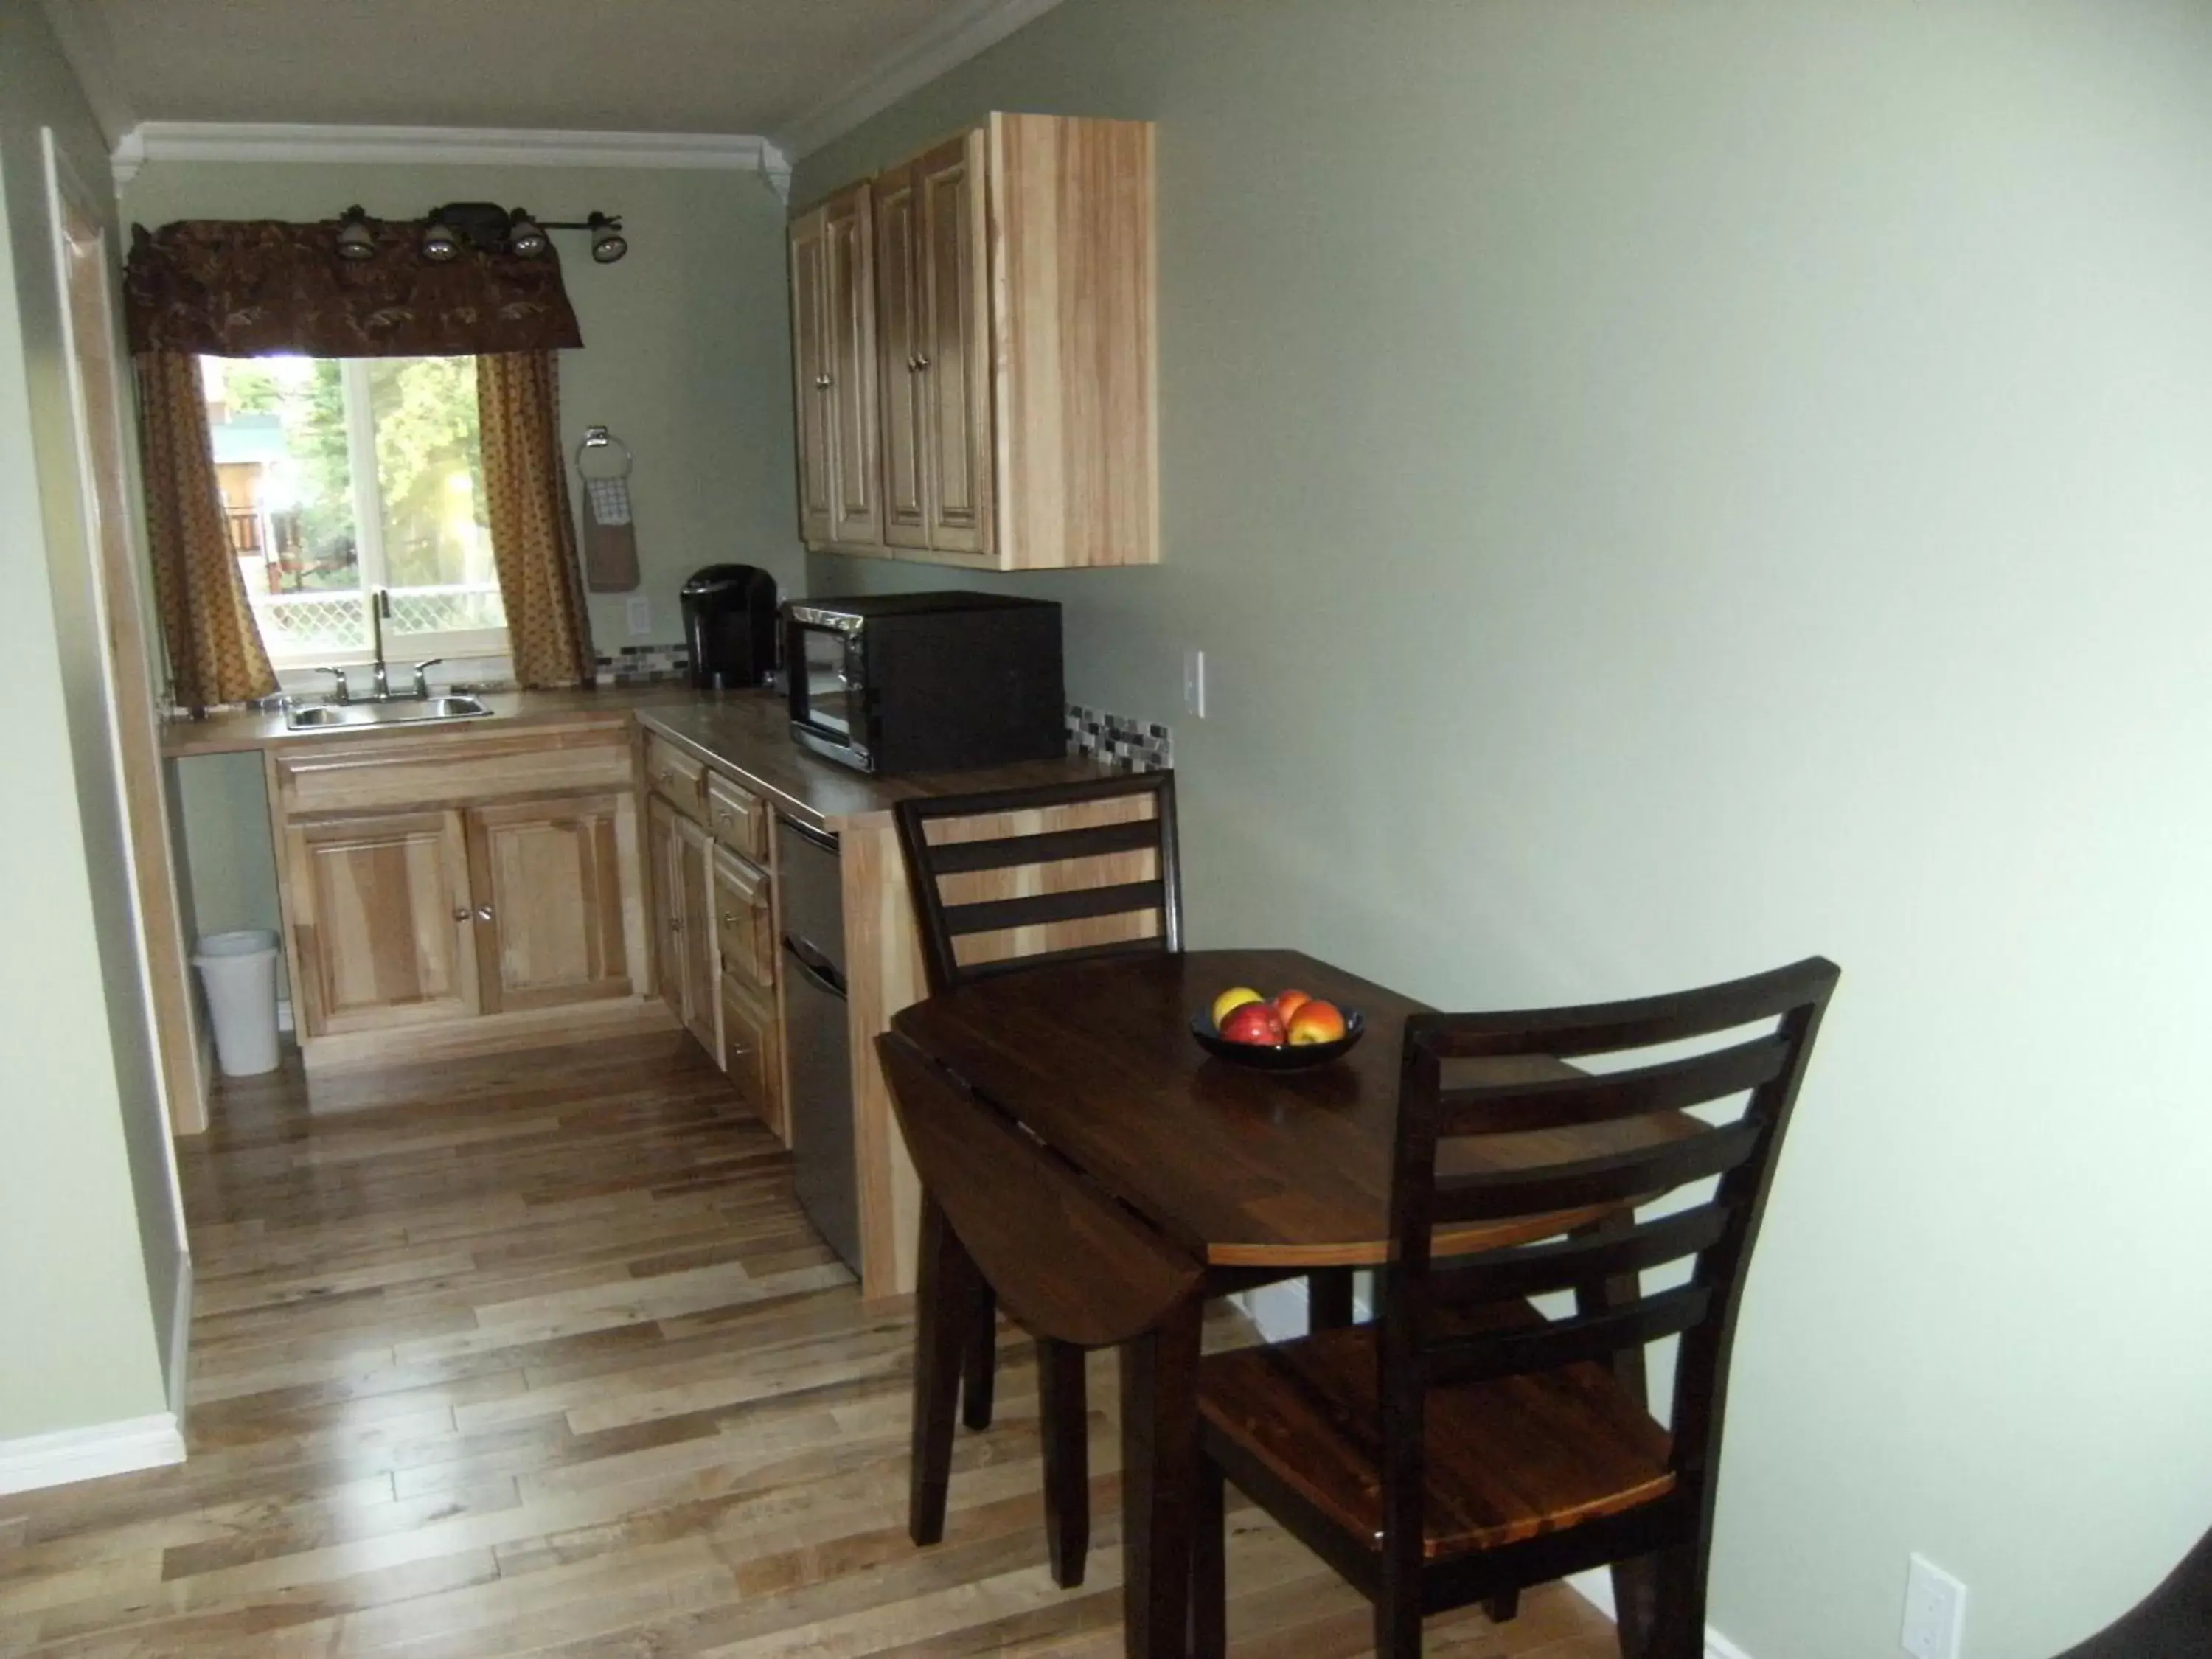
[285,694,495,731]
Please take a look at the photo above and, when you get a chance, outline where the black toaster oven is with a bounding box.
[785,591,1065,776]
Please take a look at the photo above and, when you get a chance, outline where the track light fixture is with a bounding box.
[327,203,628,265]
[587,212,627,265]
[334,205,378,262]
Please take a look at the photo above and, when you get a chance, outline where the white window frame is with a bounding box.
[243,356,509,675]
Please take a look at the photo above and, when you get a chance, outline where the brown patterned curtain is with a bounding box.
[479,352,595,688]
[124,219,582,358]
[133,350,277,709]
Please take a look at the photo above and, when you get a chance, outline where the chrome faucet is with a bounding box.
[369,587,392,701]
[410,658,442,700]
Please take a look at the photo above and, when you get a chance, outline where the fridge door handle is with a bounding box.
[784,936,847,998]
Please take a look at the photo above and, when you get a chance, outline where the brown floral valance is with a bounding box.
[124,218,582,358]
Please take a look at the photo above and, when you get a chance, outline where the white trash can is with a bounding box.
[192,929,282,1077]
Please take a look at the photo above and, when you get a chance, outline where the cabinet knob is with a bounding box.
[914,353,931,370]
[453,906,470,922]
[722,911,739,927]
[814,374,832,389]
[475,905,494,923]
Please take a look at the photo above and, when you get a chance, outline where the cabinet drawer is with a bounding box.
[712,845,774,992]
[643,733,706,821]
[278,724,632,817]
[705,770,770,861]
[720,975,785,1141]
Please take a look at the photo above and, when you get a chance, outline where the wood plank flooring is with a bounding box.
[0,1034,1618,1657]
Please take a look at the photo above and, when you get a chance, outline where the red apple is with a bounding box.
[1286,1000,1347,1045]
[1271,988,1312,1023]
[1220,1001,1288,1046]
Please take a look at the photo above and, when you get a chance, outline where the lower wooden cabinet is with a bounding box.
[647,793,719,1054]
[719,974,785,1142]
[650,768,788,1143]
[288,792,644,1040]
[286,810,478,1035]
[466,794,634,1015]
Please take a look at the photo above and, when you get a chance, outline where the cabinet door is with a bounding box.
[674,812,720,1054]
[720,973,785,1143]
[874,162,931,550]
[647,793,686,1026]
[285,810,477,1036]
[789,206,835,546]
[466,795,634,1015]
[823,181,883,549]
[917,131,994,557]
[712,845,774,994]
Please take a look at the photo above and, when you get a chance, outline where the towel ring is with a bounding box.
[576,425,633,479]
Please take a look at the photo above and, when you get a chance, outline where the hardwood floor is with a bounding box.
[0,1034,1619,1657]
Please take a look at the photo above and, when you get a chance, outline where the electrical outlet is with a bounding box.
[1902,1554,1967,1659]
[1183,650,1206,718]
[626,597,652,637]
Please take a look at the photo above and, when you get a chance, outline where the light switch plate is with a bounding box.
[626,597,652,637]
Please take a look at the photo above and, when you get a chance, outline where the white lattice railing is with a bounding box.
[254,584,506,653]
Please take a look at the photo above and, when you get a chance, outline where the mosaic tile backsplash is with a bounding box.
[1068,703,1172,772]
[597,644,693,684]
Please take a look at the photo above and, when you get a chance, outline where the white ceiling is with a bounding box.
[66,0,1028,152]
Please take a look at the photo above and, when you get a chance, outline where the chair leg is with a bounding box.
[961,1285,998,1430]
[1190,1455,1228,1659]
[909,1194,975,1548]
[1374,1580,1423,1659]
[1642,1543,1711,1659]
[1037,1338,1091,1589]
[1484,1588,1520,1622]
[1611,1553,1658,1659]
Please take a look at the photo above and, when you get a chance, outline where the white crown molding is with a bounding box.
[775,0,1071,161]
[111,122,792,198]
[38,0,136,152]
[0,1413,185,1497]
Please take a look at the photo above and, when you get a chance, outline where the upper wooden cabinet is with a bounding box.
[790,182,884,553]
[790,113,1158,571]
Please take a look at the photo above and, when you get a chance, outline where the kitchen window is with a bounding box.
[201,355,507,669]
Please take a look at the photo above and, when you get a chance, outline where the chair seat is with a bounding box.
[1197,1320,1676,1560]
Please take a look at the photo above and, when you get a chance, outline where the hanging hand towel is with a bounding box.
[577,428,641,592]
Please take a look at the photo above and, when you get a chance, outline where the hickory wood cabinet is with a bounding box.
[644,733,788,1143]
[271,720,654,1066]
[789,111,1158,571]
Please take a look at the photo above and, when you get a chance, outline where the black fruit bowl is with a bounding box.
[1190,1008,1366,1071]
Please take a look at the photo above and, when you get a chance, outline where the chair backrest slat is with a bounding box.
[1431,1205,1733,1306]
[922,818,1162,875]
[1435,1032,1790,1136]
[894,772,1182,994]
[1372,956,1838,1607]
[942,878,1168,939]
[1430,1117,1765,1225]
[1426,1283,1713,1386]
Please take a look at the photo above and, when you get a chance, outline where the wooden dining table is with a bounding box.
[888,947,1691,1659]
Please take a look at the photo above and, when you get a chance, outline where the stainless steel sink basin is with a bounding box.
[285,694,495,731]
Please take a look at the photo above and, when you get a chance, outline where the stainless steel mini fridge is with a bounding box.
[776,815,859,1272]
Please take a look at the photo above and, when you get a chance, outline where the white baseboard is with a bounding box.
[0,1413,185,1495]
[1567,1570,1753,1659]
[165,1255,194,1424]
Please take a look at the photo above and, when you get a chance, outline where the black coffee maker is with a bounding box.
[680,565,779,689]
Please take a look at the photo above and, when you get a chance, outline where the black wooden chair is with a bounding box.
[893,771,1349,1590]
[1192,956,1840,1658]
[2053,1525,2212,1658]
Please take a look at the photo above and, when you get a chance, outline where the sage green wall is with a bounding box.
[797,2,2212,1655]
[0,0,180,1439]
[124,156,801,987]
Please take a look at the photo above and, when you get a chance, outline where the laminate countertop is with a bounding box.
[161,684,1121,832]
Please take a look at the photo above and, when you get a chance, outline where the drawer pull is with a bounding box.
[452,906,470,922]
[723,911,739,927]
[475,905,494,922]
